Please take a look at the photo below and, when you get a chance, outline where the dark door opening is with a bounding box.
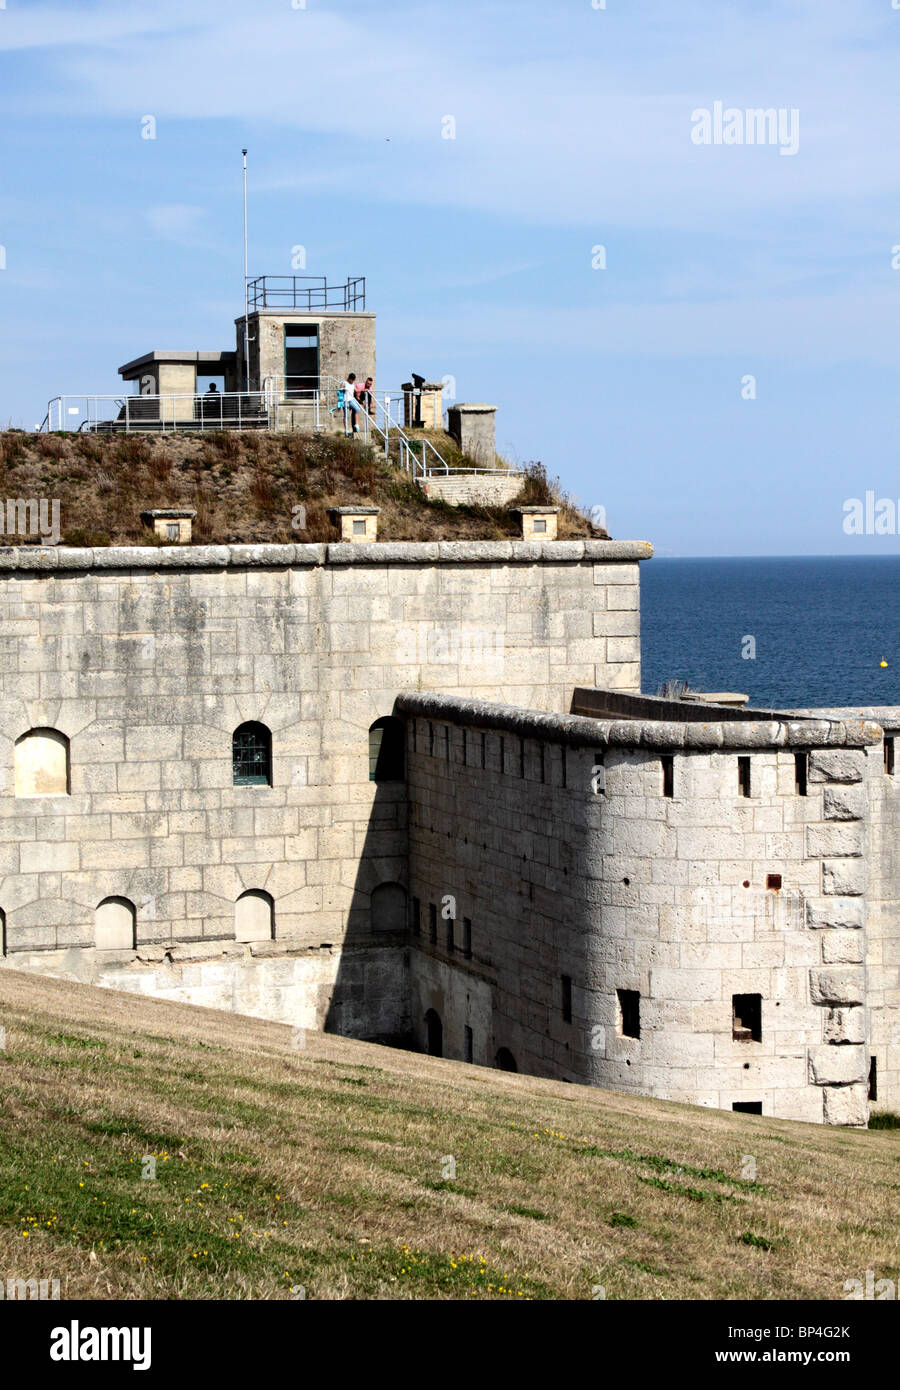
[424,1008,443,1057]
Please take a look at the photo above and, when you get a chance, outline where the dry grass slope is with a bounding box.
[0,969,897,1302]
[0,431,598,547]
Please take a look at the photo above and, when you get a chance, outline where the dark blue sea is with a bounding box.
[640,557,900,710]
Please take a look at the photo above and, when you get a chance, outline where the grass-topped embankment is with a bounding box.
[0,431,600,547]
[0,968,897,1300]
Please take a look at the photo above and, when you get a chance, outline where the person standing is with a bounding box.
[341,372,362,435]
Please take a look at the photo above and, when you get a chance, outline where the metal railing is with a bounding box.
[246,276,366,312]
[44,392,270,433]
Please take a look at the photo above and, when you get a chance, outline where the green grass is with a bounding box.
[0,968,898,1300]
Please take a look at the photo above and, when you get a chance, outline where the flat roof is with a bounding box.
[119,350,237,376]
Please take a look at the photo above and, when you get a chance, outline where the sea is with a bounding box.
[640,557,900,711]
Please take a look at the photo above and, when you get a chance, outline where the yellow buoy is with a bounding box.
[880,657,888,668]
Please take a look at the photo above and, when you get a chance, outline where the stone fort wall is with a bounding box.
[399,692,895,1124]
[0,539,646,1039]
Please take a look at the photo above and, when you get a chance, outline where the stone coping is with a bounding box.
[395,692,883,751]
[788,706,900,730]
[0,539,653,573]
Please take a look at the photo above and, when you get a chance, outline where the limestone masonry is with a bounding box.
[0,537,896,1125]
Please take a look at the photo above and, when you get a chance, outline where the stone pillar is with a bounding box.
[447,403,497,465]
[402,381,444,430]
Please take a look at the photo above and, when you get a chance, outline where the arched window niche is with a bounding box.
[424,1008,443,1058]
[95,897,136,951]
[15,728,70,797]
[235,889,274,943]
[232,722,272,786]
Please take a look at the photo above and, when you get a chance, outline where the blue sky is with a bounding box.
[2,0,900,555]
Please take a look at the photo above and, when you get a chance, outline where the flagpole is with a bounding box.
[242,149,250,393]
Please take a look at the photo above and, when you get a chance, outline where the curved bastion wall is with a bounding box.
[0,539,647,1044]
[398,692,896,1124]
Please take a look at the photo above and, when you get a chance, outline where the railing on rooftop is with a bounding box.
[246,276,366,312]
[44,392,269,434]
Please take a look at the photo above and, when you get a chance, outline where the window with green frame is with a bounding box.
[232,722,272,786]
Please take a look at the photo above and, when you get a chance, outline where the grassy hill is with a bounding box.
[0,968,897,1301]
[0,430,600,547]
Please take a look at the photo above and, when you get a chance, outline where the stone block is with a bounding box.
[822,859,867,896]
[808,1044,867,1085]
[809,967,865,1005]
[823,785,866,821]
[808,750,865,784]
[806,898,864,930]
[823,1006,866,1044]
[821,931,865,964]
[823,1083,869,1126]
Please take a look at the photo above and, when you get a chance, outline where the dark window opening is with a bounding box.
[499,736,505,774]
[885,738,895,776]
[618,988,641,1039]
[284,323,319,398]
[464,1026,473,1064]
[411,897,421,937]
[0,907,6,957]
[444,725,450,762]
[733,993,762,1042]
[561,974,573,1024]
[480,732,486,769]
[661,754,674,798]
[795,751,808,796]
[495,1047,517,1072]
[868,1055,877,1102]
[519,737,526,778]
[463,917,472,960]
[461,727,467,766]
[428,722,434,756]
[561,746,567,788]
[738,756,751,798]
[428,903,437,945]
[766,873,782,891]
[732,1101,763,1115]
[369,717,405,782]
[232,722,272,786]
[539,744,545,784]
[424,1009,443,1057]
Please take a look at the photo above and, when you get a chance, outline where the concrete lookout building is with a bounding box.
[0,518,896,1128]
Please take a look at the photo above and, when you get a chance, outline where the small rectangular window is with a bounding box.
[766,873,782,892]
[352,519,366,536]
[732,993,762,1043]
[561,746,567,788]
[561,974,573,1024]
[428,903,437,945]
[533,518,547,533]
[464,1026,473,1064]
[738,756,751,798]
[461,727,467,766]
[539,744,545,784]
[661,754,674,798]
[463,918,472,960]
[428,722,434,757]
[499,736,505,775]
[480,731,486,769]
[519,737,526,778]
[446,917,454,953]
[795,751,808,796]
[410,897,421,937]
[444,726,450,761]
[165,522,179,542]
[732,1101,762,1115]
[617,988,640,1039]
[868,1055,877,1101]
[885,738,895,776]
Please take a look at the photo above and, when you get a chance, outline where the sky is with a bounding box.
[2,0,900,556]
